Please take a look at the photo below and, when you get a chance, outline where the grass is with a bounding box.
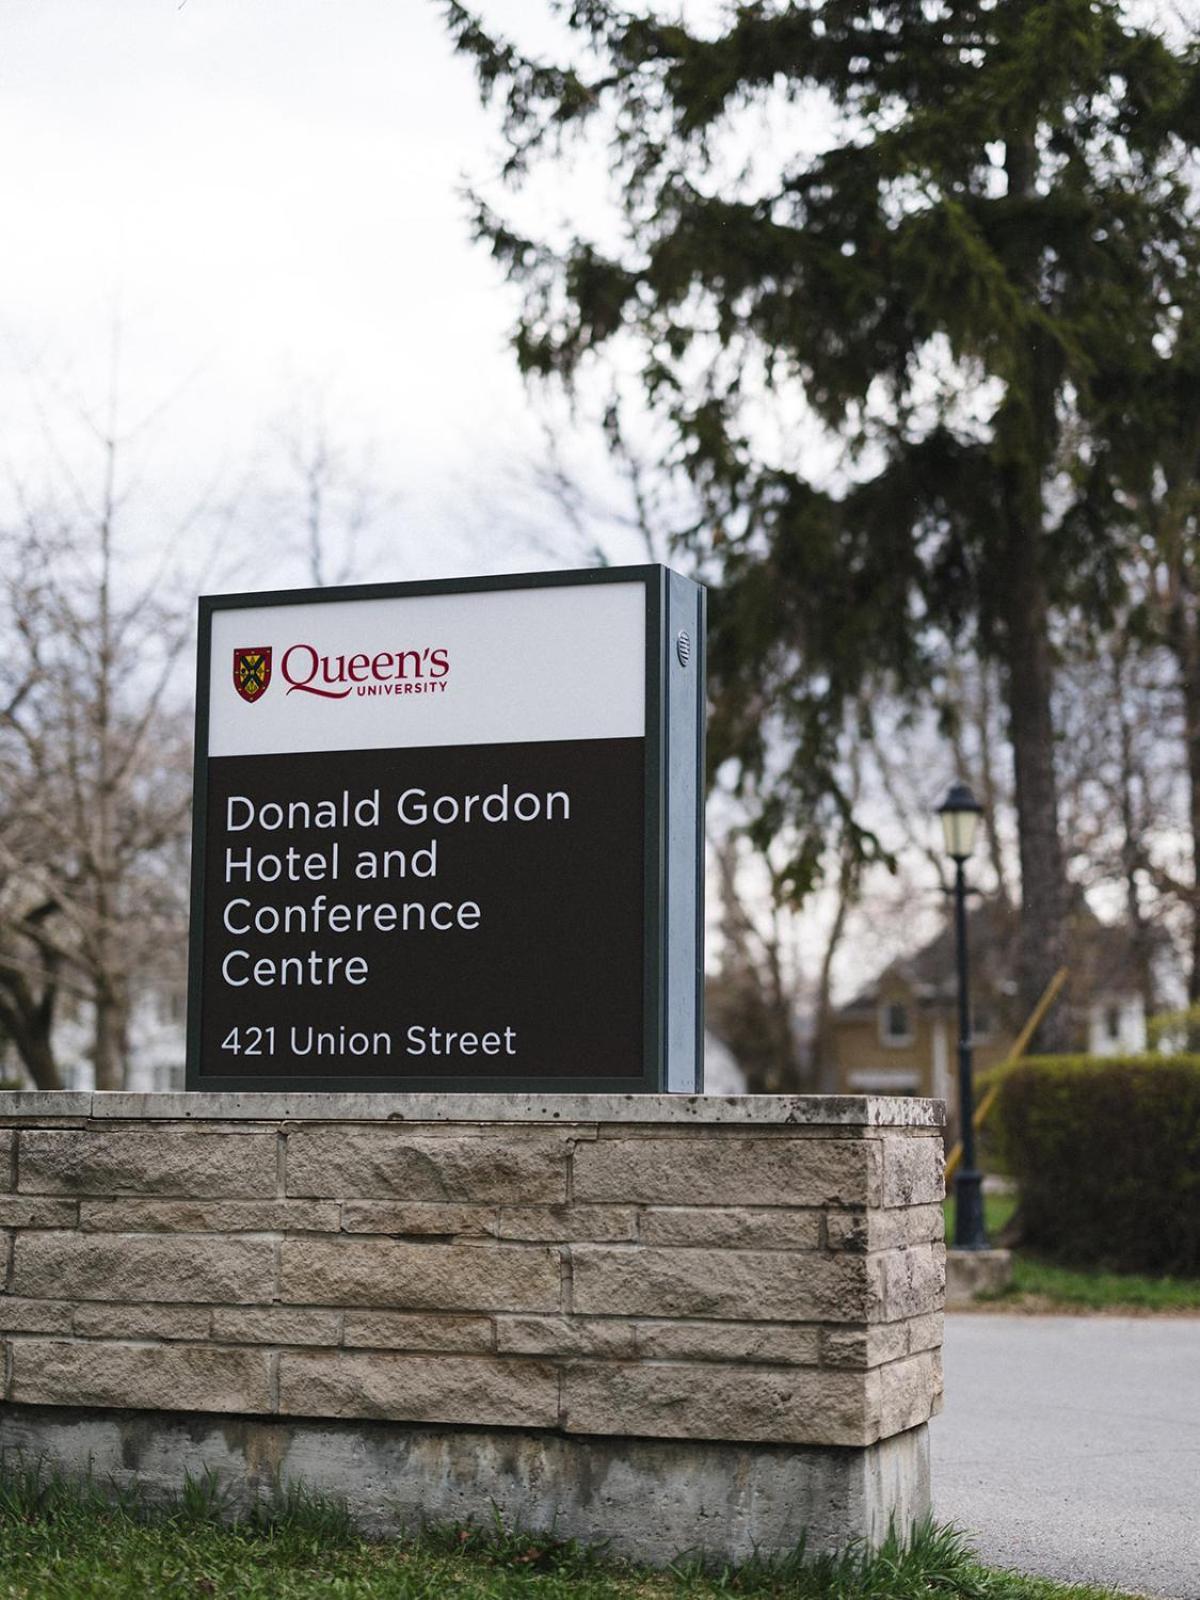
[944,1190,1019,1245]
[1002,1255,1200,1311]
[0,1468,1142,1600]
[944,1191,1200,1311]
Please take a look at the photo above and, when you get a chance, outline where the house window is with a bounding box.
[880,1001,913,1046]
[1106,1005,1122,1043]
[973,1005,993,1041]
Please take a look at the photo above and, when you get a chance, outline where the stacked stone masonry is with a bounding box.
[0,1093,945,1450]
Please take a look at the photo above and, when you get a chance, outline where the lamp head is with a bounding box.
[938,780,983,861]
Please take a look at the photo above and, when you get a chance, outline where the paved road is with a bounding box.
[934,1315,1200,1599]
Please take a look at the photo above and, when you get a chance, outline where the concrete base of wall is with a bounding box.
[0,1404,931,1567]
[945,1248,1013,1307]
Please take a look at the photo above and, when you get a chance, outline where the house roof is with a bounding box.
[839,895,1160,1018]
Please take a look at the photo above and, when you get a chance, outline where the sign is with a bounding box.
[186,566,705,1093]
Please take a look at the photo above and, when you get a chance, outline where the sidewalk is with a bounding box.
[934,1313,1200,1599]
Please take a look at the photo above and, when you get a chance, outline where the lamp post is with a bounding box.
[938,780,988,1251]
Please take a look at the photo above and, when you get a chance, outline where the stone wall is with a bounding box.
[0,1091,944,1559]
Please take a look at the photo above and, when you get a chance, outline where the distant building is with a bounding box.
[831,899,1163,1114]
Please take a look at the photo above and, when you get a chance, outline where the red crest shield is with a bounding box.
[233,647,272,704]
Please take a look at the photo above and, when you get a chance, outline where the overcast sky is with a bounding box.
[0,0,613,582]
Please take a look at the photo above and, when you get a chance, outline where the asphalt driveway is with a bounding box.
[934,1313,1200,1599]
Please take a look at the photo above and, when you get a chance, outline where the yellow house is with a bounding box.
[832,900,1154,1120]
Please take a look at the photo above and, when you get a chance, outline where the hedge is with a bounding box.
[994,1055,1200,1274]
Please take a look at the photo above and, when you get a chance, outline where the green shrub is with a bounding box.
[995,1054,1200,1274]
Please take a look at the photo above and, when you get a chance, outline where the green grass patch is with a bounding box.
[944,1189,1019,1244]
[1002,1255,1200,1311]
[945,1190,1200,1310]
[0,1468,1141,1599]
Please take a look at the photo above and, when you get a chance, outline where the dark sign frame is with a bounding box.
[186,565,705,1095]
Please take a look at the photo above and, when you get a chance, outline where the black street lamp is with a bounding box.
[938,780,988,1251]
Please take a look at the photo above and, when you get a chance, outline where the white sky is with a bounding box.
[0,0,607,580]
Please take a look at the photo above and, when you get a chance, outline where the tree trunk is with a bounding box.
[1170,591,1200,1022]
[1001,508,1071,1052]
[0,987,63,1091]
[997,131,1072,1053]
[92,978,128,1091]
[20,1029,63,1092]
[1150,463,1200,1040]
[975,665,1011,905]
[811,838,856,1092]
[1111,647,1156,1017]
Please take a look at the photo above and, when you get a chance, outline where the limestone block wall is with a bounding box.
[0,1093,944,1450]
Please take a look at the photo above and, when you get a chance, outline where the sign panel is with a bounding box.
[187,566,704,1093]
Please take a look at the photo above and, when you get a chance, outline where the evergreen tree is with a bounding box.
[446,0,1199,1045]
[1100,241,1200,1014]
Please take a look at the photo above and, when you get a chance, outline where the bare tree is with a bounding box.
[0,354,212,1089]
[262,392,395,586]
[810,742,867,1090]
[705,832,810,1093]
[1056,637,1176,1010]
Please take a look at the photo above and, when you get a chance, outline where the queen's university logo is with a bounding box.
[233,647,272,704]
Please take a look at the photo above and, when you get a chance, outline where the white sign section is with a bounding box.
[208,582,646,756]
[187,567,705,1095]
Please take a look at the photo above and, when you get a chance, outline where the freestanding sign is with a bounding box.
[186,566,705,1094]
